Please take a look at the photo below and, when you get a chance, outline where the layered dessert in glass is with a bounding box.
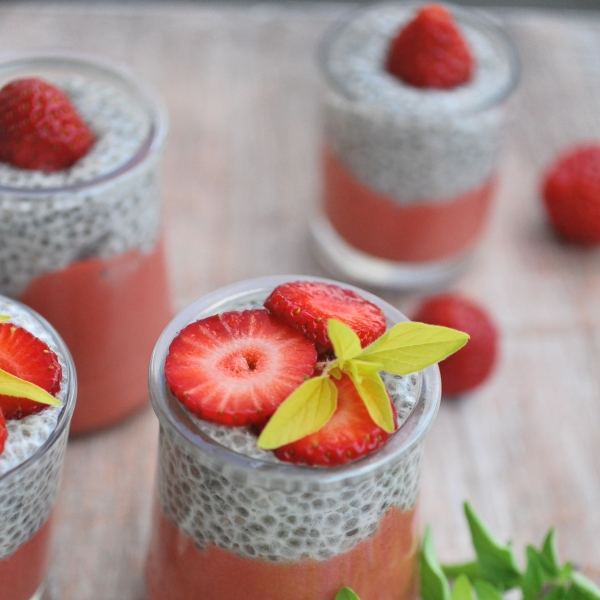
[145,275,464,600]
[0,51,172,433]
[0,295,76,600]
[312,2,519,288]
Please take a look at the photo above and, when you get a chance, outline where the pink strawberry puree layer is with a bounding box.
[20,240,172,434]
[0,514,53,600]
[323,144,496,262]
[145,502,420,600]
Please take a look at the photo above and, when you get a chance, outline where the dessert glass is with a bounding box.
[145,275,441,600]
[0,50,172,433]
[311,2,519,289]
[0,295,76,600]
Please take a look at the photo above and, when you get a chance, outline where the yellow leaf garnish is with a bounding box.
[0,315,11,324]
[346,367,395,433]
[0,368,62,407]
[358,321,469,375]
[328,319,362,369]
[257,376,337,450]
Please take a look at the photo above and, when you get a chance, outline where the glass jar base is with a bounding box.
[29,583,46,600]
[310,216,474,290]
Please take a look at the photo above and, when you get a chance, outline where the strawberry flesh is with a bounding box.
[386,4,474,89]
[275,373,396,466]
[0,77,95,172]
[264,281,386,351]
[0,411,6,455]
[0,322,62,419]
[165,309,318,426]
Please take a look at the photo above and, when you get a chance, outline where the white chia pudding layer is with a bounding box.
[155,295,425,563]
[0,297,70,561]
[0,75,163,298]
[323,3,515,202]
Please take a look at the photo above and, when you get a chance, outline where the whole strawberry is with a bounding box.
[386,4,474,89]
[542,143,600,244]
[0,77,95,172]
[413,294,498,396]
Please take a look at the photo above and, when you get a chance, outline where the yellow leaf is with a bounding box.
[0,315,10,323]
[327,319,362,369]
[358,322,469,376]
[346,368,395,433]
[257,376,337,450]
[0,368,62,407]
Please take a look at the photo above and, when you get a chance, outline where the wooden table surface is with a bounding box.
[1,2,599,599]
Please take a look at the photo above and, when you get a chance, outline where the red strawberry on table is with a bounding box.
[0,322,62,420]
[264,281,386,352]
[0,77,95,172]
[542,143,600,244]
[164,309,317,426]
[413,294,498,396]
[274,373,396,466]
[386,4,474,89]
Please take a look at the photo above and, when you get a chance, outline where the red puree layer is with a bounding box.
[0,514,53,600]
[20,240,172,434]
[323,144,496,262]
[145,503,419,600]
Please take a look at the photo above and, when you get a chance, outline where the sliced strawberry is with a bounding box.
[165,309,318,426]
[0,77,95,172]
[275,374,396,466]
[264,281,386,352]
[0,410,6,455]
[0,322,62,420]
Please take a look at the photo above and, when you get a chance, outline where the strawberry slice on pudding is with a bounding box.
[164,309,317,427]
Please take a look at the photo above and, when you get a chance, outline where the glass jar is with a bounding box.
[145,275,441,600]
[0,295,76,600]
[0,50,172,433]
[311,3,519,289]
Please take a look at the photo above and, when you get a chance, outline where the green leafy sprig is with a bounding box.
[257,318,468,450]
[335,504,600,600]
[0,315,62,409]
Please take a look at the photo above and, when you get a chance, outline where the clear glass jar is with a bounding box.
[0,50,172,433]
[311,3,519,289]
[145,275,441,600]
[0,295,76,600]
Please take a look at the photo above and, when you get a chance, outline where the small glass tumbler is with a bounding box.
[0,295,76,600]
[145,275,441,600]
[311,3,519,289]
[0,50,172,433]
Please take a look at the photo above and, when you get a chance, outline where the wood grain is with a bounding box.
[0,3,598,598]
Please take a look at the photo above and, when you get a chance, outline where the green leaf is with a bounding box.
[358,322,469,376]
[540,529,561,577]
[443,561,482,581]
[463,503,521,589]
[522,545,547,600]
[452,575,475,600]
[544,586,568,600]
[335,587,361,600]
[328,320,362,367]
[421,526,452,600]
[257,376,337,449]
[569,573,600,600]
[0,367,62,408]
[560,563,575,584]
[473,579,504,600]
[346,367,395,433]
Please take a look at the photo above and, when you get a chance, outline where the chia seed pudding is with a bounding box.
[312,3,519,288]
[0,295,76,563]
[0,51,172,433]
[145,276,441,600]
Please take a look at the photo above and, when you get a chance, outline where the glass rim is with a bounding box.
[149,274,441,491]
[0,297,77,486]
[0,48,169,195]
[318,0,520,116]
